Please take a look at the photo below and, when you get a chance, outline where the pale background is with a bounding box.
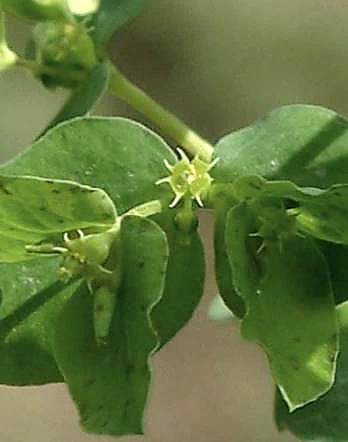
[1,0,348,440]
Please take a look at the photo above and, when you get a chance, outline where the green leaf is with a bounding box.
[0,257,80,385]
[275,301,348,442]
[213,105,348,187]
[213,195,246,318]
[53,216,168,436]
[0,175,116,263]
[318,241,348,305]
[39,62,110,137]
[0,117,174,386]
[233,175,348,245]
[1,117,175,214]
[224,203,260,329]
[151,209,205,346]
[225,203,338,411]
[90,0,149,50]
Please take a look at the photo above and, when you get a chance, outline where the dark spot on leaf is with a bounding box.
[84,378,96,387]
[330,354,336,363]
[293,336,301,343]
[100,421,108,429]
[284,199,299,209]
[248,181,262,190]
[137,262,145,269]
[140,305,146,313]
[39,207,46,212]
[332,333,338,342]
[52,189,60,194]
[45,180,55,184]
[0,183,12,195]
[126,363,133,375]
[124,399,131,409]
[95,303,104,312]
[58,219,65,224]
[289,356,300,370]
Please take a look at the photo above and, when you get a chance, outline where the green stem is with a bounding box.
[109,64,214,162]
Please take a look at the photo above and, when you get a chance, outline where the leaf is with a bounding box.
[213,194,246,318]
[0,117,174,386]
[224,203,260,331]
[233,175,348,245]
[275,301,348,442]
[225,204,338,410]
[318,241,348,305]
[1,117,175,214]
[39,62,110,137]
[213,104,348,187]
[53,216,168,436]
[90,0,149,50]
[0,257,80,385]
[0,175,117,262]
[151,209,205,346]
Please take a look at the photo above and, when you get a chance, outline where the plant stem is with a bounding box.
[109,64,214,162]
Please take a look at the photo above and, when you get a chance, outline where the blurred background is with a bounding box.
[1,0,348,440]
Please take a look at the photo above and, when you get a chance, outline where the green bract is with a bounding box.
[0,175,116,262]
[53,216,168,435]
[225,203,338,411]
[275,302,348,441]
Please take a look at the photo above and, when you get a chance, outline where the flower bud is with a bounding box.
[32,20,97,88]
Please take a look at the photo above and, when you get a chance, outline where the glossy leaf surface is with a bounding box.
[152,210,205,346]
[318,241,348,305]
[0,175,116,262]
[212,188,245,318]
[0,257,79,385]
[225,203,338,410]
[54,216,168,435]
[275,302,348,441]
[213,105,348,187]
[2,117,175,214]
